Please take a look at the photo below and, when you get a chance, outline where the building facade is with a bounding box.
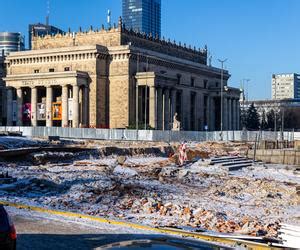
[0,32,25,56]
[4,18,240,131]
[28,23,64,50]
[241,99,300,130]
[0,56,5,125]
[122,0,161,38]
[272,73,300,100]
[0,32,25,125]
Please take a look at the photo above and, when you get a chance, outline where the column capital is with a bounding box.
[170,88,177,93]
[163,87,170,93]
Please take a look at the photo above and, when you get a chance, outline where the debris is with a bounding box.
[117,156,127,165]
[0,139,298,239]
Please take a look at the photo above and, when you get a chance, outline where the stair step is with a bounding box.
[227,163,253,171]
[211,158,248,164]
[221,160,254,166]
[210,156,241,161]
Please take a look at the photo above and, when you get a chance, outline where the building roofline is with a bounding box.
[272,73,299,76]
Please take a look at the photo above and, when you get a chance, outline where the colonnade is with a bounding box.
[223,97,240,130]
[137,86,201,131]
[6,84,89,128]
[137,85,240,131]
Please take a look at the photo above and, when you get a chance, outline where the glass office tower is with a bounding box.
[0,32,25,56]
[122,0,161,38]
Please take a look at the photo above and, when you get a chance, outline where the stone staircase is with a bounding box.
[209,156,260,171]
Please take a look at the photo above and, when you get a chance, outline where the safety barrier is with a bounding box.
[0,126,297,142]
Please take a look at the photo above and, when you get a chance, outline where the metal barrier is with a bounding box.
[0,126,297,142]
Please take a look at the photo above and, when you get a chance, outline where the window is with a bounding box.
[203,79,208,89]
[191,77,195,87]
[64,67,70,71]
[49,68,55,72]
[34,69,39,73]
[216,82,219,87]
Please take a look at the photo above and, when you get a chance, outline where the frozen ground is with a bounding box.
[0,136,47,149]
[0,140,299,239]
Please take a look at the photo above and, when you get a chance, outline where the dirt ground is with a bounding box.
[0,137,299,240]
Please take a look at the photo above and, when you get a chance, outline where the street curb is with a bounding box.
[0,200,278,249]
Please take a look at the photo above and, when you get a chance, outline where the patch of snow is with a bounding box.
[113,165,138,177]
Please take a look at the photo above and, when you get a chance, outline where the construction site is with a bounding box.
[0,131,299,248]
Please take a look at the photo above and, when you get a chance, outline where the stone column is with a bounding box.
[156,87,163,130]
[16,87,23,126]
[196,93,204,131]
[83,86,89,127]
[170,88,177,124]
[210,97,215,131]
[182,90,191,130]
[31,87,37,127]
[228,98,232,130]
[62,85,68,127]
[237,99,240,130]
[72,85,79,128]
[206,96,211,131]
[163,88,170,130]
[223,97,228,131]
[6,88,13,126]
[46,86,53,127]
[194,93,199,131]
[232,99,236,130]
[149,86,156,129]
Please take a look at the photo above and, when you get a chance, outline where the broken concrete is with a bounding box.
[0,138,299,239]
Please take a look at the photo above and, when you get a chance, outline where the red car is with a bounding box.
[0,205,16,250]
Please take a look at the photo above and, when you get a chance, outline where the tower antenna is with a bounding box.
[46,0,50,26]
[107,9,111,29]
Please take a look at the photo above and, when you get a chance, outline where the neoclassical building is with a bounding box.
[3,18,240,131]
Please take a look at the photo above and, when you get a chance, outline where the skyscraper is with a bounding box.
[0,32,24,57]
[122,0,161,38]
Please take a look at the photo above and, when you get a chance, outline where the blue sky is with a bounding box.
[1,0,299,100]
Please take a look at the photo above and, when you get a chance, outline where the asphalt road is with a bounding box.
[6,206,227,250]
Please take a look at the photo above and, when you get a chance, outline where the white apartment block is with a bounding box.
[272,73,300,100]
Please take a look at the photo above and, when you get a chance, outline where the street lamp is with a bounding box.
[274,78,277,132]
[136,53,140,131]
[218,58,227,138]
[243,79,250,101]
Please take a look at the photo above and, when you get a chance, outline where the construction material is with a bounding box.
[277,224,300,248]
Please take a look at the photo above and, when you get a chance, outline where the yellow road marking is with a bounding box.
[0,200,280,250]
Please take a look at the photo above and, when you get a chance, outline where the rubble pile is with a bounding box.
[0,140,298,239]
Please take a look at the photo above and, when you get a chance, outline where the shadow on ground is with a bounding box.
[17,233,229,250]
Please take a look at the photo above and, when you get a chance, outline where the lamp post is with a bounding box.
[244,79,250,101]
[274,78,277,132]
[136,53,140,131]
[218,58,227,138]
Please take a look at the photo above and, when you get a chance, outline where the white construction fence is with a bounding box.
[0,126,298,142]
